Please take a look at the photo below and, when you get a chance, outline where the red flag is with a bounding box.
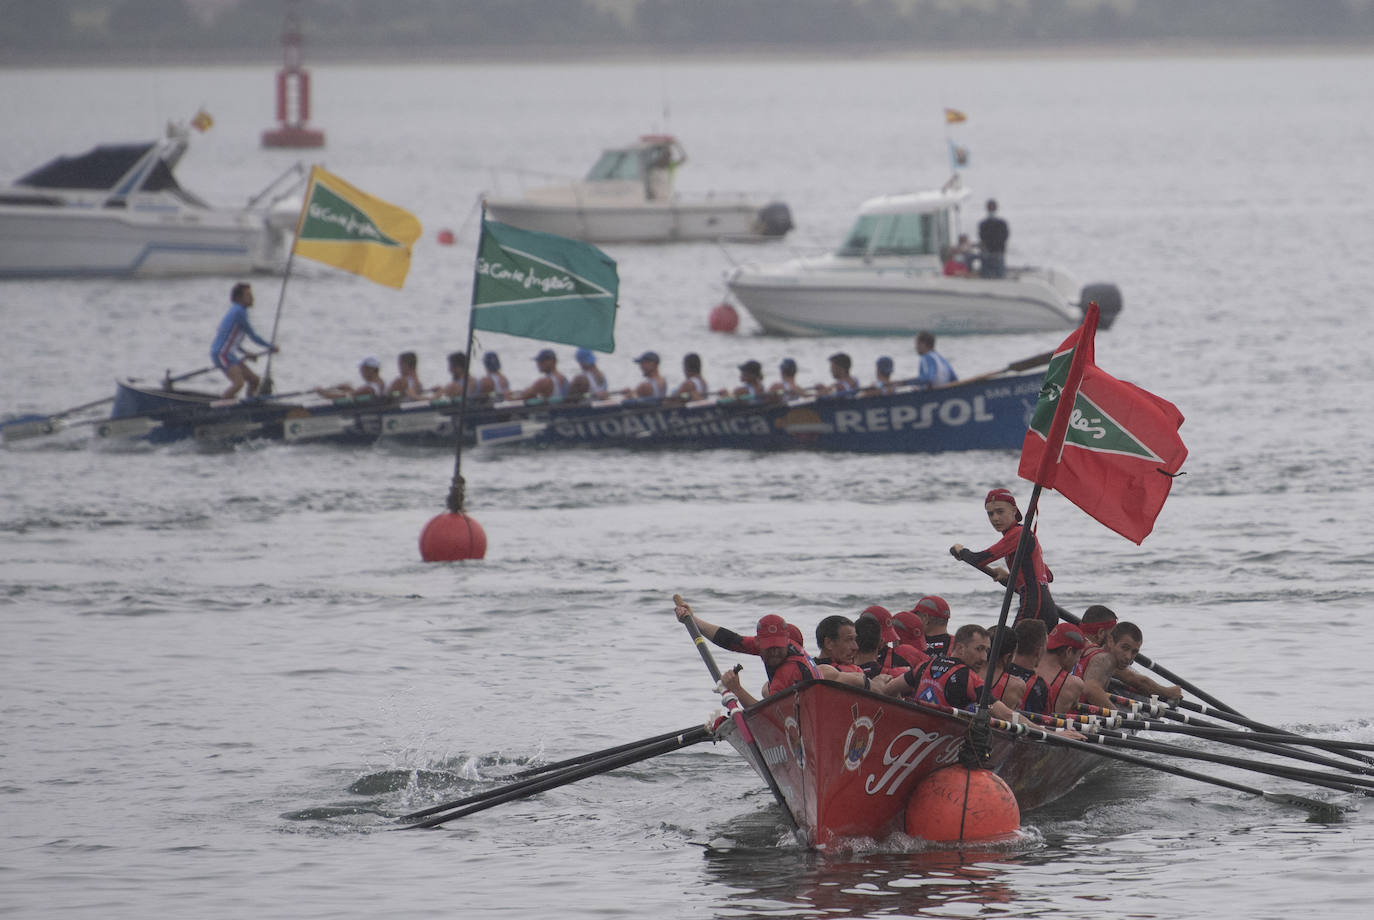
[1019,305,1188,543]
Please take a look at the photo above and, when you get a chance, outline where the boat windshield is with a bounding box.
[585,149,644,182]
[838,211,943,257]
[18,144,154,190]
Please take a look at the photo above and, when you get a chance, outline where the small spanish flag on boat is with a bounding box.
[944,108,967,124]
[190,108,213,132]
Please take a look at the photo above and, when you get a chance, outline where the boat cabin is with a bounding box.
[836,185,970,261]
[4,134,206,209]
[582,135,687,201]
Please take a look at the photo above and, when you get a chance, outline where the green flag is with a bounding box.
[471,219,618,352]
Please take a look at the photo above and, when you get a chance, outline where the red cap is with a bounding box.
[786,623,805,650]
[1078,618,1115,636]
[756,614,790,650]
[1047,623,1086,651]
[892,609,925,643]
[858,605,898,644]
[912,595,951,621]
[985,488,1023,522]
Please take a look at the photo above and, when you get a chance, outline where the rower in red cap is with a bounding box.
[911,595,952,656]
[950,488,1059,628]
[1037,622,1088,715]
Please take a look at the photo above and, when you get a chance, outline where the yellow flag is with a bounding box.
[190,108,213,132]
[291,167,422,289]
[944,108,968,124]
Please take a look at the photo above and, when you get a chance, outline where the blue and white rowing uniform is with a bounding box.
[210,302,271,370]
[544,372,570,398]
[585,369,609,399]
[685,375,708,399]
[644,377,667,398]
[831,376,859,396]
[914,350,957,388]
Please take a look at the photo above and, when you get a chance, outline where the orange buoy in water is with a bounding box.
[708,302,739,333]
[437,228,456,246]
[905,765,1019,842]
[419,512,487,561]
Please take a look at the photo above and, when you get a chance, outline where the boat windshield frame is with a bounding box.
[836,208,951,259]
[585,148,646,182]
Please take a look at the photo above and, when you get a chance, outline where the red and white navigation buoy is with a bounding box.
[419,511,488,562]
[905,765,1020,842]
[708,301,739,333]
[261,3,325,149]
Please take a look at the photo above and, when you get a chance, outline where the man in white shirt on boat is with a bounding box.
[672,353,709,400]
[909,331,957,388]
[439,351,482,400]
[629,351,667,399]
[768,358,805,398]
[567,347,609,400]
[315,355,386,400]
[387,351,425,400]
[818,352,859,396]
[515,348,570,401]
[722,360,766,399]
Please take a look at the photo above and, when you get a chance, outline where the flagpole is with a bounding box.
[970,304,1099,758]
[259,168,316,397]
[444,208,487,515]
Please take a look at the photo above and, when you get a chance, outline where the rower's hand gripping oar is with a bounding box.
[674,593,805,845]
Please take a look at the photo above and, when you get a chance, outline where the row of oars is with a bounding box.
[396,594,1370,830]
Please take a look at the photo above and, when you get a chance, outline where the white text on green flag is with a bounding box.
[471,220,618,353]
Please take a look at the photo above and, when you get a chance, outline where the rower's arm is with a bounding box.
[1118,668,1183,701]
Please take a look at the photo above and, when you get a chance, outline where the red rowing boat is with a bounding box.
[714,679,1104,847]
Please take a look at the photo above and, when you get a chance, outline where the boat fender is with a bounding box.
[904,765,1019,842]
[1079,283,1123,330]
[754,202,794,238]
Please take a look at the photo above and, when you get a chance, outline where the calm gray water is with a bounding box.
[3,53,1374,919]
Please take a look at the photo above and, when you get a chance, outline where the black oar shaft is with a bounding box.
[509,724,709,780]
[402,729,709,829]
[1117,717,1374,776]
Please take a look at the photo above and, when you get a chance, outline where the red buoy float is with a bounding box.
[708,301,739,333]
[905,765,1019,842]
[419,512,487,561]
[437,228,456,246]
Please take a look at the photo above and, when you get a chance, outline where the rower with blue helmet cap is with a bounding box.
[629,350,666,399]
[870,355,896,394]
[514,347,570,401]
[568,346,609,400]
[479,351,510,400]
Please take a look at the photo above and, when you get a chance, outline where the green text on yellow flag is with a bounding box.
[471,219,618,353]
[292,166,422,289]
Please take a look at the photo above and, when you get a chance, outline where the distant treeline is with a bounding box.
[5,0,1374,61]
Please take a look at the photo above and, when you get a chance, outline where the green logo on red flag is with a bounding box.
[1028,348,1162,462]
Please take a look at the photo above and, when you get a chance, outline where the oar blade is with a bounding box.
[1260,791,1347,821]
[3,415,64,443]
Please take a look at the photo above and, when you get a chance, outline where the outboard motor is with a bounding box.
[1079,282,1123,329]
[754,202,794,238]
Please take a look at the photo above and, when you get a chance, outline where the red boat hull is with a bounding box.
[719,680,1104,847]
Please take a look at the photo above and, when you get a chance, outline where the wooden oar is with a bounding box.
[399,726,711,826]
[929,700,1342,815]
[2,354,263,443]
[674,593,805,844]
[1110,692,1374,768]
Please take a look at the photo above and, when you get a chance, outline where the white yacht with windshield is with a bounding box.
[483,135,792,244]
[725,181,1120,336]
[0,123,302,279]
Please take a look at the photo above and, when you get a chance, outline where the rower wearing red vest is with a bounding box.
[1037,622,1087,715]
[1080,621,1182,707]
[992,620,1051,714]
[881,624,1018,722]
[986,624,1024,710]
[855,605,912,677]
[814,614,863,674]
[891,609,931,670]
[1072,604,1118,677]
[717,613,823,706]
[912,595,952,656]
[951,489,1058,628]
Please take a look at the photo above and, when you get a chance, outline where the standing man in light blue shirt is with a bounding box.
[210,282,275,399]
[910,331,957,388]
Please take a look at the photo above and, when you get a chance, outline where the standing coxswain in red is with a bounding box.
[951,488,1059,628]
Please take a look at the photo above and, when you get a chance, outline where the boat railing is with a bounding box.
[245,161,308,213]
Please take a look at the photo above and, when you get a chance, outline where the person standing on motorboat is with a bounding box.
[909,331,957,389]
[210,282,276,400]
[978,198,1009,278]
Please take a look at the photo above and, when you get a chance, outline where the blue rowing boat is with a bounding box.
[60,370,1043,453]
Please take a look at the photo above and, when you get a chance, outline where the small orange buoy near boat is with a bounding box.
[905,765,1019,842]
[708,301,739,333]
[419,511,488,561]
[437,228,456,246]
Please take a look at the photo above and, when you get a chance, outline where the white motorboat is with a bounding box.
[483,134,793,244]
[725,182,1121,336]
[0,125,302,279]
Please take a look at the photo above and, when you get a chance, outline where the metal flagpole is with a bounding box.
[444,206,487,515]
